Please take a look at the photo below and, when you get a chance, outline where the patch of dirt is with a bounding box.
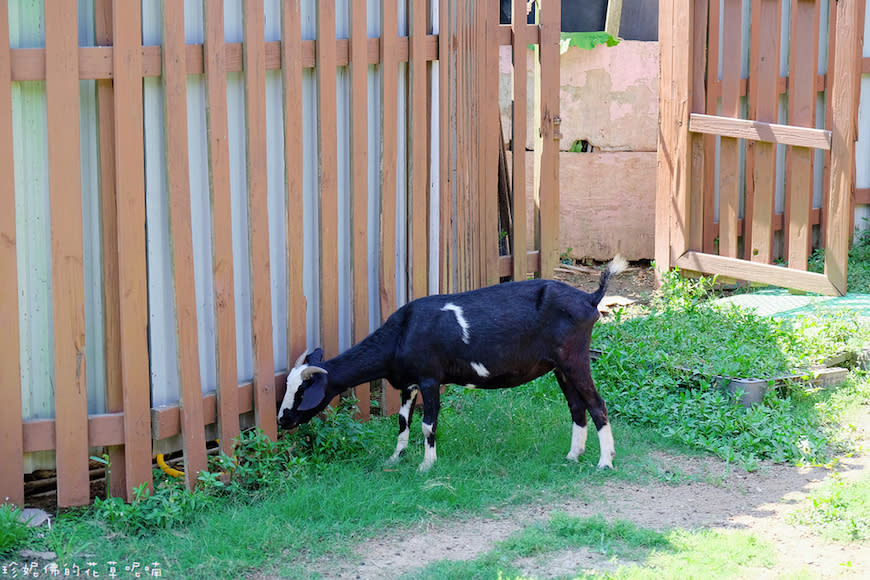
[276,411,870,580]
[555,259,658,306]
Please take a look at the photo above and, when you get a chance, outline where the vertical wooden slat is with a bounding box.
[349,0,370,420]
[113,0,154,501]
[244,0,277,439]
[94,0,126,501]
[656,0,692,274]
[786,0,818,270]
[511,0,527,281]
[747,0,780,263]
[281,0,306,384]
[316,0,338,363]
[455,2,467,291]
[45,1,90,508]
[439,0,450,293]
[205,0,241,456]
[483,0,500,285]
[470,2,482,287]
[534,0,560,277]
[410,0,428,299]
[718,0,741,258]
[0,0,24,507]
[821,0,836,247]
[826,0,861,294]
[702,0,721,254]
[688,0,707,253]
[380,0,400,415]
[163,0,208,485]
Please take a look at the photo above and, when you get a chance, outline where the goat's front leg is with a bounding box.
[417,380,441,472]
[388,387,418,463]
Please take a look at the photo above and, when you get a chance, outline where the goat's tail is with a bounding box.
[590,255,628,306]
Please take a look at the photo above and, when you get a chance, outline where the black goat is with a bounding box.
[278,256,627,471]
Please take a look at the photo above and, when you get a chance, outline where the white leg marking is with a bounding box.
[441,303,470,344]
[419,422,437,472]
[566,423,588,461]
[470,362,490,378]
[388,393,416,463]
[596,423,615,469]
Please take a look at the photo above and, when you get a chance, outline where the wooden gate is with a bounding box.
[657,0,864,295]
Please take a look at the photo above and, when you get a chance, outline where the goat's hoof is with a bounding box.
[597,461,615,470]
[565,454,580,463]
[417,461,434,473]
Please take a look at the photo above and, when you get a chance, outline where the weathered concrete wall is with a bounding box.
[508,152,656,262]
[500,41,659,153]
[500,41,659,260]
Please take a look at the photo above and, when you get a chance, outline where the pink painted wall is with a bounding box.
[500,41,660,260]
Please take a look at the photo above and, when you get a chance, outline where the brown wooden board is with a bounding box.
[281,0,307,396]
[785,0,818,271]
[163,1,208,486]
[702,0,721,254]
[0,0,24,507]
[483,0,500,286]
[349,0,370,420]
[511,0,528,282]
[381,0,400,415]
[45,2,90,508]
[825,0,862,294]
[747,0,780,263]
[410,0,428,300]
[718,0,742,259]
[205,0,242,457]
[438,0,450,292]
[94,0,127,500]
[536,0,560,278]
[317,0,339,365]
[244,0,277,439]
[113,0,154,501]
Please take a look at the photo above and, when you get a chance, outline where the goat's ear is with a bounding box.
[306,348,325,365]
[297,380,326,412]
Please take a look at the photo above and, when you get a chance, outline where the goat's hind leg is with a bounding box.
[556,365,615,470]
[388,386,418,463]
[555,370,589,462]
[417,379,441,472]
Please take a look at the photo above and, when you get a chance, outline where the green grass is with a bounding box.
[809,219,870,291]
[789,471,870,543]
[5,272,870,578]
[405,512,776,580]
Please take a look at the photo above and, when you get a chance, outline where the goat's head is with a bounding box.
[277,348,330,430]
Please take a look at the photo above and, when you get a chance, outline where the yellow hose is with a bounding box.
[156,439,220,478]
[156,453,185,478]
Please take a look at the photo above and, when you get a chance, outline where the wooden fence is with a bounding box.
[657,0,865,295]
[1,0,560,507]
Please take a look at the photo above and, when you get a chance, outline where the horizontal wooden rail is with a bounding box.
[857,188,870,205]
[21,371,290,452]
[676,252,840,296]
[9,26,542,82]
[689,113,832,150]
[497,250,541,278]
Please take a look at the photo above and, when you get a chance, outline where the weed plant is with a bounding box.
[810,218,870,291]
[591,268,870,467]
[0,505,30,556]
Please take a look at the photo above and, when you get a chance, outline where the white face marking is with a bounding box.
[566,423,588,461]
[470,362,490,378]
[278,365,309,418]
[596,423,615,469]
[441,302,470,344]
[419,422,437,471]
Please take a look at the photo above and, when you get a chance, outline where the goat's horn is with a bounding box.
[293,350,309,369]
[300,366,328,380]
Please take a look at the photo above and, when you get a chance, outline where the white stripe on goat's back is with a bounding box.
[470,362,490,378]
[441,302,470,344]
